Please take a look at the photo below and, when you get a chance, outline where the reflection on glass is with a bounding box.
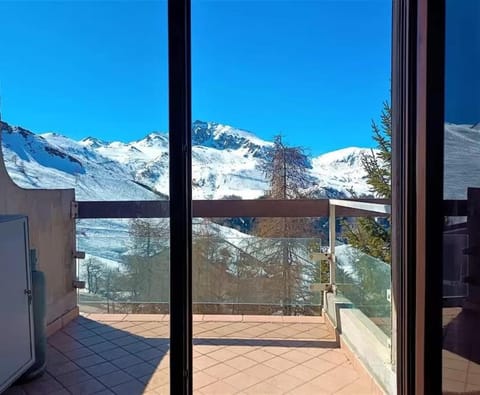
[443,1,480,393]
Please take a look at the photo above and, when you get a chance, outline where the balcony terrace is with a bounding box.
[5,313,382,395]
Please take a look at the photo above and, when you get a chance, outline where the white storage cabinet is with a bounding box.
[0,216,35,393]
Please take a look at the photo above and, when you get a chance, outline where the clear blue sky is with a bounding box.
[0,0,391,155]
[445,0,480,125]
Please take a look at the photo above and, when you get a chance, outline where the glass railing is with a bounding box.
[325,199,394,394]
[335,243,392,338]
[76,218,325,315]
[76,218,170,314]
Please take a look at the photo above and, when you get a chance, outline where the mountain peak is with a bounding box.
[192,120,270,156]
[80,136,107,148]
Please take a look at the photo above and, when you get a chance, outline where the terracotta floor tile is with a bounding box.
[282,349,317,364]
[97,370,134,387]
[241,380,284,394]
[242,349,275,363]
[265,372,306,392]
[97,347,131,360]
[466,383,480,392]
[196,380,238,394]
[62,346,95,360]
[85,361,121,377]
[319,350,349,365]
[261,347,291,356]
[110,379,146,395]
[207,348,239,362]
[77,335,106,347]
[68,378,106,395]
[3,385,27,395]
[242,364,279,380]
[52,339,86,353]
[286,364,323,382]
[262,356,298,372]
[443,367,467,383]
[92,390,115,395]
[467,372,480,386]
[56,369,93,387]
[309,364,360,393]
[300,356,337,374]
[203,363,239,380]
[111,354,145,369]
[143,370,169,390]
[122,341,152,353]
[443,379,466,393]
[220,345,258,355]
[194,355,220,371]
[290,382,331,395]
[334,377,376,395]
[48,389,71,395]
[20,377,64,394]
[302,346,331,357]
[222,371,262,390]
[111,335,140,347]
[224,355,258,370]
[74,353,106,368]
[87,340,117,353]
[122,361,157,379]
[193,371,218,390]
[46,360,79,376]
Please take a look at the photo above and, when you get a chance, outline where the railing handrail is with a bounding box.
[74,198,391,219]
[329,199,391,215]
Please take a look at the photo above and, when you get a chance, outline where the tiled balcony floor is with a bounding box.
[5,314,380,395]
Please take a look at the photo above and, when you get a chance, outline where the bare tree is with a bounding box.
[255,135,317,314]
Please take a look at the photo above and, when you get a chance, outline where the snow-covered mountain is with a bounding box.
[444,122,480,200]
[0,120,373,200]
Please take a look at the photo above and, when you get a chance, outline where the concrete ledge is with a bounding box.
[323,306,387,394]
[46,306,79,337]
[323,292,394,394]
[340,335,386,395]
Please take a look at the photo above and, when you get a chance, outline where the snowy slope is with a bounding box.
[311,147,372,197]
[444,123,480,199]
[1,122,160,201]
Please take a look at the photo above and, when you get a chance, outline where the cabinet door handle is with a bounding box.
[24,289,32,304]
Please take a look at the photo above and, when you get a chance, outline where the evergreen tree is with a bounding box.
[255,135,317,314]
[343,101,391,263]
[362,101,392,199]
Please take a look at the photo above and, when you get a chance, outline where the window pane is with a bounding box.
[192,0,393,393]
[443,1,480,393]
[0,1,170,393]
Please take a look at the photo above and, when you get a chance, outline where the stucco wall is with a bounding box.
[0,131,76,325]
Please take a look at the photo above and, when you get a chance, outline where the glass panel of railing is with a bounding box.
[192,235,326,315]
[76,218,170,313]
[77,218,327,315]
[334,241,392,339]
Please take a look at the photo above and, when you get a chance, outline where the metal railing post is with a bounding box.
[329,203,336,287]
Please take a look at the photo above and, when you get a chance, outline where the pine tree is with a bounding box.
[361,101,392,199]
[255,135,317,314]
[343,101,391,263]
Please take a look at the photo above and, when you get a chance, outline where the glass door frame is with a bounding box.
[392,0,445,393]
[168,0,193,393]
[168,0,447,393]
